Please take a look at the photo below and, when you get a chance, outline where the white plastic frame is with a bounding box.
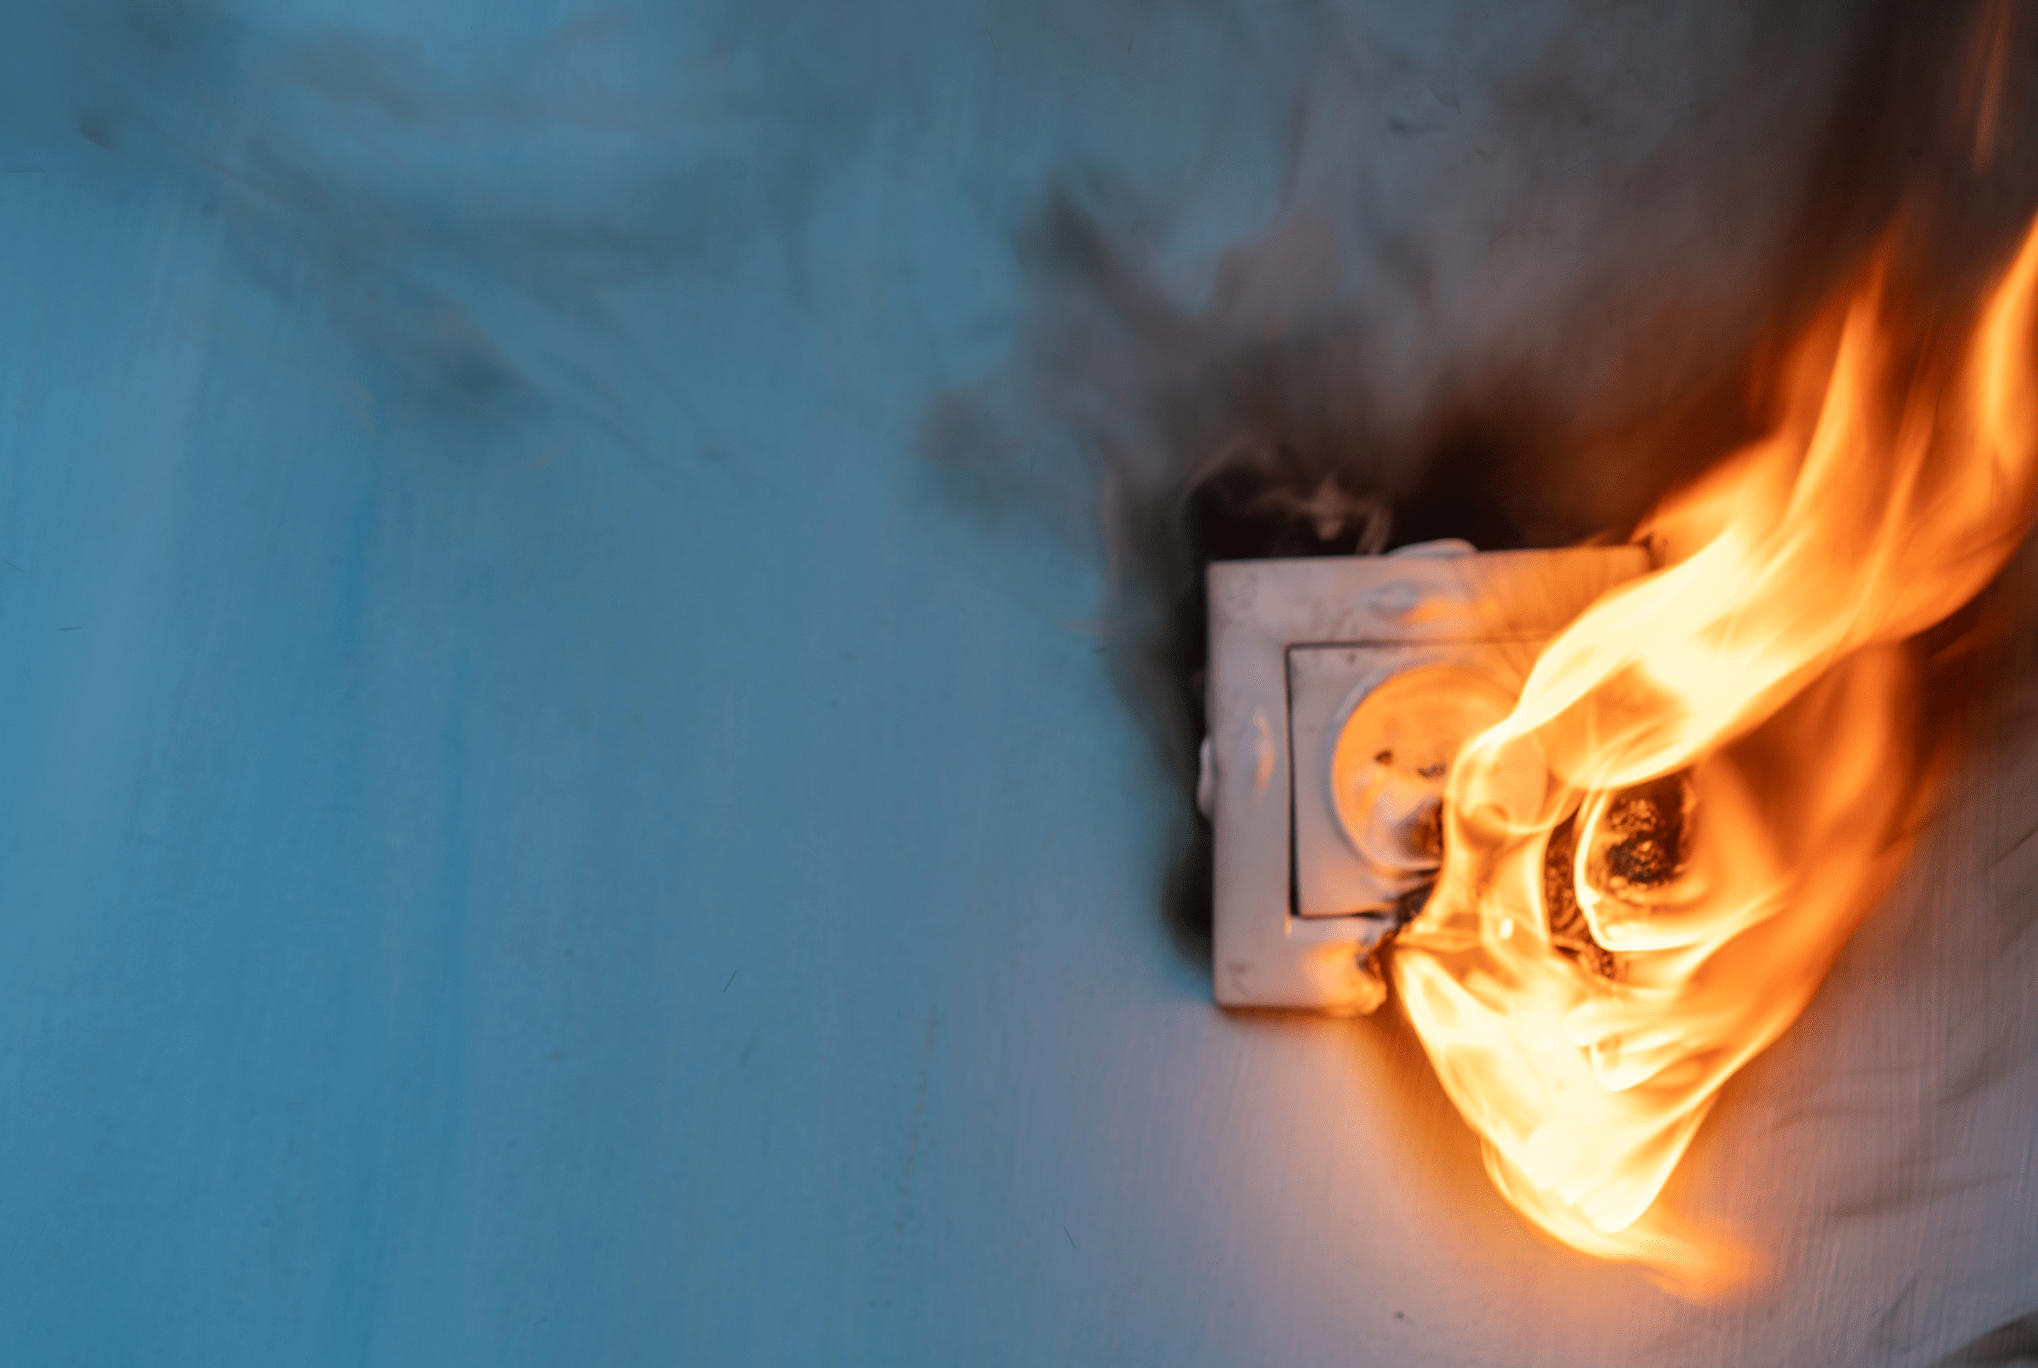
[1206,546,1650,1013]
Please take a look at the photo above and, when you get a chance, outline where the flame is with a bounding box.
[1388,214,2038,1290]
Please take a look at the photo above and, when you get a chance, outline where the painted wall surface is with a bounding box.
[3,4,2036,1366]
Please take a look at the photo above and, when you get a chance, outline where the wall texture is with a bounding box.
[2,3,2034,1365]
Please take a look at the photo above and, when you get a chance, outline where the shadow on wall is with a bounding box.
[1931,1308,2038,1366]
[927,0,2038,965]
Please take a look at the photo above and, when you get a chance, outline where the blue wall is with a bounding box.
[7,4,2038,1366]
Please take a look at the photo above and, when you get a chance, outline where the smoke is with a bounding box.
[921,3,2038,1343]
[928,0,2038,951]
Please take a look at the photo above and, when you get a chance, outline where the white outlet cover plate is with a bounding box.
[1205,545,1650,1013]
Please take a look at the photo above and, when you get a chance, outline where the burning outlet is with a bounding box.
[1205,541,1648,1013]
[1205,217,2038,1289]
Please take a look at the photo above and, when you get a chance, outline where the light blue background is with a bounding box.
[0,6,1346,1363]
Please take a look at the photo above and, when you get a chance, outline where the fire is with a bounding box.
[1388,214,2038,1289]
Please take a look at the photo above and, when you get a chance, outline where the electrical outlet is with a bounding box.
[1203,543,1649,1013]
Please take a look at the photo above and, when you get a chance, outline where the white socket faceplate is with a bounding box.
[1205,545,1649,1013]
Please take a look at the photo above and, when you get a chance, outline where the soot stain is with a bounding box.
[928,1,2038,971]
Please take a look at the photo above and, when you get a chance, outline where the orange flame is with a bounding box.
[1389,214,2038,1290]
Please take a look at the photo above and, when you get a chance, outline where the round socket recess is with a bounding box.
[1329,664,1516,880]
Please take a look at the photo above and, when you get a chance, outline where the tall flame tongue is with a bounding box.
[1389,214,2038,1290]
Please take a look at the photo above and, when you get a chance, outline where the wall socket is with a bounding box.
[1203,543,1649,1013]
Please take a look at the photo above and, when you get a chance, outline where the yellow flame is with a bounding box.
[1389,215,2038,1291]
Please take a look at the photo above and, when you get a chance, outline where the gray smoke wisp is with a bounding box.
[930,0,2038,955]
